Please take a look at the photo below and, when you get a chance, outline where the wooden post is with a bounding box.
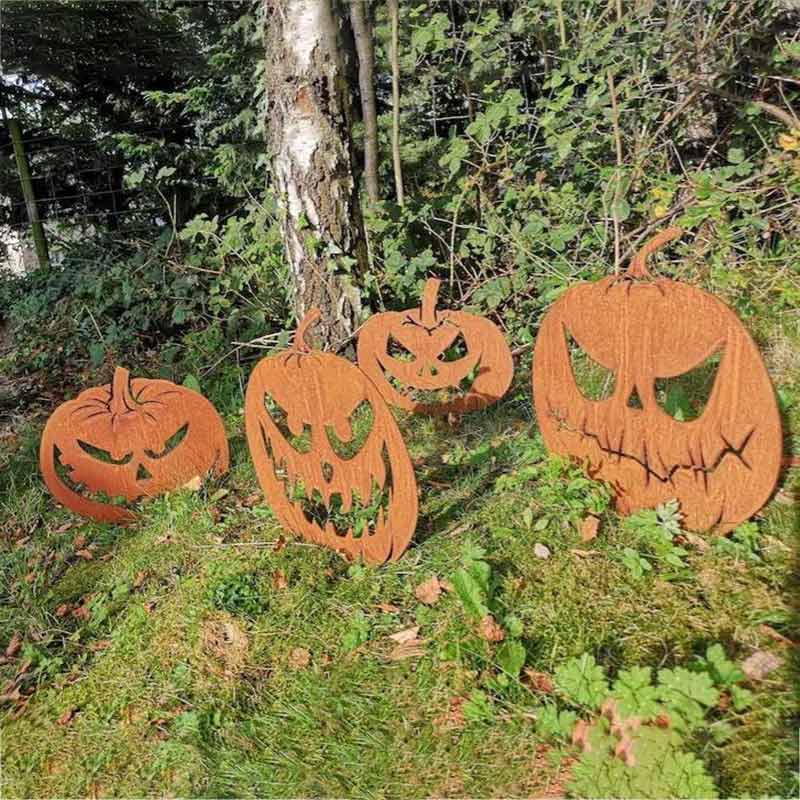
[7,118,49,269]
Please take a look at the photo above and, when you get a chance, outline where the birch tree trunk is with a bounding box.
[264,0,367,349]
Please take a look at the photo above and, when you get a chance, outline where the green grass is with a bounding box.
[1,347,798,797]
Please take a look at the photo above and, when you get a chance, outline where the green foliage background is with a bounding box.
[1,0,798,393]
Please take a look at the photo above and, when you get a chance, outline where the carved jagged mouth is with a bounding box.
[52,446,143,504]
[547,405,754,490]
[380,358,482,404]
[262,427,392,539]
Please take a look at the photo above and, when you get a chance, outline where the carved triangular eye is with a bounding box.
[144,423,188,458]
[263,392,312,453]
[440,331,469,362]
[78,441,133,465]
[565,328,616,401]
[387,335,415,361]
[655,349,723,421]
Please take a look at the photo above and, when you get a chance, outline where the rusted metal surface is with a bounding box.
[533,227,782,532]
[40,367,229,524]
[245,309,418,564]
[357,278,514,415]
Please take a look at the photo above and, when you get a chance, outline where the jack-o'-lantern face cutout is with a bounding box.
[40,367,229,523]
[357,278,513,415]
[245,309,418,563]
[533,227,782,532]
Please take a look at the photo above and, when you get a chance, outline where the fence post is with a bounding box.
[7,117,50,269]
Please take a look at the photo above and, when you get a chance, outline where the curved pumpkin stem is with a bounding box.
[626,226,683,279]
[109,366,137,415]
[294,307,322,352]
[420,278,442,328]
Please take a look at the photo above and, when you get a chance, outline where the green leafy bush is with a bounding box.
[619,500,689,580]
[209,572,265,618]
[538,645,756,798]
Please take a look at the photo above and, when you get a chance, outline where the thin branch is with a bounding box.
[607,69,623,273]
[349,0,379,203]
[387,0,404,206]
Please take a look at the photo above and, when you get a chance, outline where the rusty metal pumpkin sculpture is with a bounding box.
[533,227,782,532]
[357,277,514,415]
[40,367,229,524]
[245,309,418,563]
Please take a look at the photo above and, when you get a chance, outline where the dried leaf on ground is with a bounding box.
[571,718,592,751]
[415,576,443,605]
[288,647,311,669]
[386,626,426,660]
[200,617,249,678]
[133,570,148,589]
[534,543,551,559]
[57,707,79,726]
[183,475,202,492]
[377,602,401,614]
[758,625,794,647]
[434,696,466,731]
[742,650,783,681]
[72,533,87,548]
[5,632,22,658]
[0,686,22,704]
[388,639,427,661]
[272,570,288,590]
[580,516,600,542]
[681,531,710,551]
[55,603,73,617]
[389,626,420,644]
[75,548,93,560]
[478,615,505,642]
[90,640,112,652]
[524,669,555,694]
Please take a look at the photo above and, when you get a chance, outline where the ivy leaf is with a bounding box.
[496,640,526,679]
[451,567,489,621]
[451,543,491,621]
[555,653,609,708]
[657,667,719,729]
[611,665,661,718]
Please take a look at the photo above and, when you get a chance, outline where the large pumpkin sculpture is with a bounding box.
[533,227,782,532]
[40,367,229,524]
[357,277,513,415]
[245,309,418,563]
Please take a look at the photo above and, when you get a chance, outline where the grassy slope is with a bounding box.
[1,343,798,798]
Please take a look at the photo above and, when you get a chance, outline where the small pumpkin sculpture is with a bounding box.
[357,277,514,415]
[532,227,782,532]
[245,309,418,563]
[40,367,229,524]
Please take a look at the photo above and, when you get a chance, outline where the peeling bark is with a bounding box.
[264,0,367,349]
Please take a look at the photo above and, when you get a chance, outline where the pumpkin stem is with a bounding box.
[626,226,683,278]
[109,366,137,415]
[420,278,442,328]
[294,307,322,352]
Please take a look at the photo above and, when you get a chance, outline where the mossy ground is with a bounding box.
[1,343,798,798]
